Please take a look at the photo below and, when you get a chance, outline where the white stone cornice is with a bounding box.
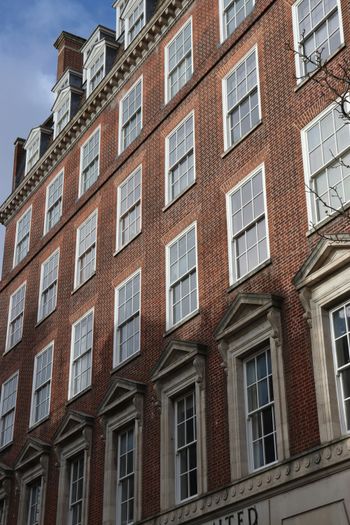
[0,0,191,226]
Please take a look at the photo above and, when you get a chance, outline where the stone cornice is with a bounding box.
[0,0,186,226]
[141,437,350,525]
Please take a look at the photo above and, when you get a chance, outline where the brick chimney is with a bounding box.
[54,31,86,81]
[12,138,26,191]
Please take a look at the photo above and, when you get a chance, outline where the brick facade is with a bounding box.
[1,0,350,524]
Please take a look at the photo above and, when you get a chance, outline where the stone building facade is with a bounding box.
[1,0,350,524]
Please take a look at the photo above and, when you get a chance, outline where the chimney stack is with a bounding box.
[12,138,26,191]
[54,31,86,81]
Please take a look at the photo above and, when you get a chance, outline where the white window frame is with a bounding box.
[26,477,43,525]
[25,131,41,175]
[0,372,19,450]
[292,0,344,82]
[219,0,255,43]
[124,0,146,48]
[174,389,198,503]
[68,453,85,525]
[116,165,142,251]
[68,308,94,400]
[301,101,350,228]
[44,170,64,235]
[115,0,127,38]
[37,249,60,323]
[222,44,261,151]
[86,45,106,97]
[226,164,270,285]
[74,210,98,289]
[165,222,199,331]
[164,17,193,104]
[114,269,141,367]
[30,342,54,428]
[116,426,135,525]
[244,348,278,472]
[118,76,143,155]
[53,91,71,139]
[79,127,101,197]
[165,111,196,205]
[216,294,289,480]
[5,282,27,352]
[13,206,32,268]
[330,300,350,434]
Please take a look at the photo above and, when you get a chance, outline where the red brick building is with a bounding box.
[1,0,350,524]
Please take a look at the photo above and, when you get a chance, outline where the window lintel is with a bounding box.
[151,340,207,386]
[15,437,50,474]
[215,293,283,344]
[98,377,146,418]
[53,410,94,448]
[294,234,350,292]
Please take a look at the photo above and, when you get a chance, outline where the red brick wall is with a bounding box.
[1,0,350,522]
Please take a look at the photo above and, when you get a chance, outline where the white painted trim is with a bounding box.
[29,341,55,428]
[218,0,256,43]
[329,300,350,435]
[300,100,350,228]
[37,248,60,324]
[116,165,143,252]
[226,163,269,285]
[292,0,345,82]
[74,209,98,289]
[0,371,19,449]
[24,129,41,176]
[164,110,196,206]
[222,44,261,152]
[118,76,143,155]
[5,281,27,353]
[78,126,102,198]
[113,268,142,368]
[43,169,65,236]
[165,221,199,331]
[85,42,106,96]
[164,17,193,104]
[124,0,146,48]
[243,348,278,473]
[53,90,72,139]
[13,205,32,269]
[68,307,95,400]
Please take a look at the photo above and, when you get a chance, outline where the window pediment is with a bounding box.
[84,40,105,68]
[294,235,350,290]
[98,377,146,417]
[215,293,283,343]
[53,410,94,446]
[15,438,50,472]
[151,340,207,384]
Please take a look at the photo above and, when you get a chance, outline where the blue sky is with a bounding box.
[0,0,115,278]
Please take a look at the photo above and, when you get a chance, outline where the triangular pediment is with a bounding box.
[98,378,146,416]
[52,87,71,112]
[152,340,207,383]
[294,235,350,290]
[15,438,50,471]
[84,40,106,67]
[54,410,94,446]
[215,293,283,342]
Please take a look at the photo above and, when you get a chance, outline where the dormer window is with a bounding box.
[88,48,105,94]
[82,27,117,97]
[115,0,127,37]
[24,131,40,175]
[125,0,145,47]
[54,92,70,138]
[52,70,83,139]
